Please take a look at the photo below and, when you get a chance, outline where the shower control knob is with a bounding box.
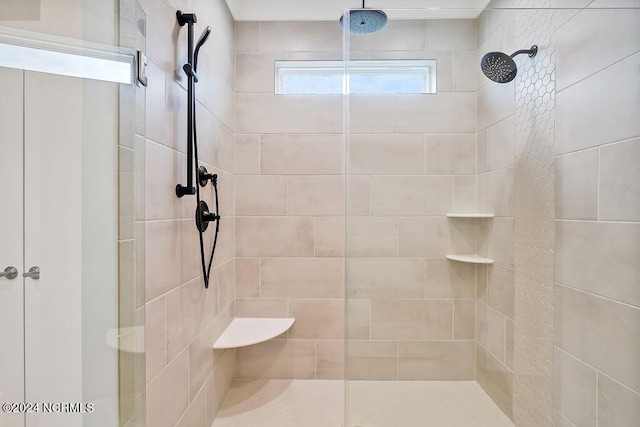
[23,266,40,280]
[198,166,217,187]
[0,266,18,280]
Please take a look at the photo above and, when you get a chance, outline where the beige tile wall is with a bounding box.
[475,7,517,419]
[141,0,236,426]
[234,19,479,381]
[554,7,640,427]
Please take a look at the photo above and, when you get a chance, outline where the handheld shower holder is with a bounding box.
[176,11,196,26]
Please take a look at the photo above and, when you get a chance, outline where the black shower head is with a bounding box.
[481,45,538,83]
[194,26,211,72]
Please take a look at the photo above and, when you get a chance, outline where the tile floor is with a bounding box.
[212,379,514,427]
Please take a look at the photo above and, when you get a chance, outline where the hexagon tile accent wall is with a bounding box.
[513,3,556,427]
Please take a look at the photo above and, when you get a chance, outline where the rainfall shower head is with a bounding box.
[480,45,538,83]
[194,26,211,72]
[340,0,387,35]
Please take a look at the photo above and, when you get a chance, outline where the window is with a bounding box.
[275,60,437,95]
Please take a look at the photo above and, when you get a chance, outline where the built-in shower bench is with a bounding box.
[213,317,295,349]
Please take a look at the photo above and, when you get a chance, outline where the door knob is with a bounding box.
[0,266,18,280]
[23,266,40,280]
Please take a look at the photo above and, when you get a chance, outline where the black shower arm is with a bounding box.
[510,45,538,58]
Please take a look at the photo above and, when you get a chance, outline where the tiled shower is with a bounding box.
[0,1,638,427]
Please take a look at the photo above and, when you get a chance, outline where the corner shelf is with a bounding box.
[446,213,495,218]
[446,254,494,264]
[213,317,295,349]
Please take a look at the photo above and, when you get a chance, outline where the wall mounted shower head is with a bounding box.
[194,26,211,72]
[481,45,538,83]
[340,0,387,35]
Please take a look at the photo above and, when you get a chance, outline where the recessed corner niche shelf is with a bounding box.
[446,213,495,218]
[213,317,295,349]
[446,255,494,265]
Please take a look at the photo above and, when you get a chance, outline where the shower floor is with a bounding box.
[212,379,514,427]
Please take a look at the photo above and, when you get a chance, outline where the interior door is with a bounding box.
[23,71,84,427]
[0,66,25,427]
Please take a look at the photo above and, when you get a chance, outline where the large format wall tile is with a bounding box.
[350,20,426,51]
[288,176,345,216]
[236,217,314,257]
[425,19,477,51]
[477,81,515,131]
[288,299,345,339]
[398,217,476,258]
[235,175,287,216]
[347,217,397,258]
[261,258,344,298]
[477,343,513,419]
[349,134,425,175]
[236,339,316,379]
[259,21,341,52]
[555,221,640,307]
[554,347,597,427]
[236,52,284,93]
[555,284,640,392]
[316,340,345,379]
[146,349,190,427]
[555,149,598,220]
[350,95,398,134]
[371,176,452,216]
[260,134,343,175]
[599,138,640,222]
[371,300,453,340]
[145,220,182,301]
[556,52,640,154]
[347,259,425,299]
[347,340,398,380]
[237,94,315,134]
[398,341,475,380]
[477,302,506,362]
[556,9,640,91]
[424,134,476,174]
[597,373,640,427]
[397,93,476,133]
[145,296,166,383]
[425,260,476,299]
[487,116,515,171]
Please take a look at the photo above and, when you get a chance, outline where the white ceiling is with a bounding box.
[225,0,494,21]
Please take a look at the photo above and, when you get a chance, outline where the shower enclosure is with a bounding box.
[342,2,640,426]
[0,1,144,426]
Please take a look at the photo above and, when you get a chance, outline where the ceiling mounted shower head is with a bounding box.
[481,45,538,83]
[340,0,388,35]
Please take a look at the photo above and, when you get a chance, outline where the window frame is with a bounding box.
[274,59,437,95]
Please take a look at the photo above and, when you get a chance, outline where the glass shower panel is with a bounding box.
[344,4,640,427]
[0,1,141,425]
[344,9,487,426]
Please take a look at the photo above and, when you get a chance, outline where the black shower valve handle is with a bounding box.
[202,211,221,222]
